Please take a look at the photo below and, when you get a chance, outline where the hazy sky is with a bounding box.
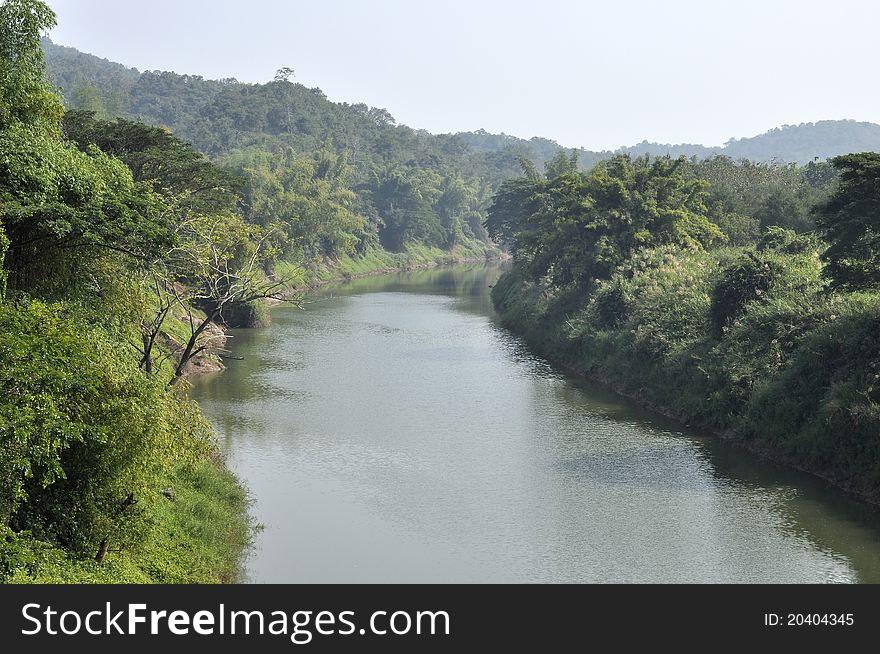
[45,0,880,151]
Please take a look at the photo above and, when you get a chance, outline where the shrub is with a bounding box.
[585,246,717,358]
[710,252,782,337]
[757,226,822,255]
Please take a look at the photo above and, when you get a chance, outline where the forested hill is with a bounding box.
[723,121,880,163]
[41,38,534,257]
[42,37,531,185]
[43,38,880,169]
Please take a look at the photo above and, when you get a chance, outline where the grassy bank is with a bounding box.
[273,240,498,289]
[1,459,250,583]
[492,243,880,503]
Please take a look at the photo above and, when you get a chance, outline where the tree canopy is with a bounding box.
[487,154,725,288]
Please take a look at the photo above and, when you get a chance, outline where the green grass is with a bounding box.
[0,458,251,584]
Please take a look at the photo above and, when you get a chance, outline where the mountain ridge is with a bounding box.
[42,38,880,166]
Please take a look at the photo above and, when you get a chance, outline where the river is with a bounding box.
[190,264,880,583]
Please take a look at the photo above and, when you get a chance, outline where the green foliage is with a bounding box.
[0,301,213,552]
[222,146,363,259]
[0,219,8,297]
[0,0,62,132]
[755,187,814,233]
[491,130,880,498]
[817,152,880,289]
[493,233,880,496]
[695,156,834,243]
[40,39,520,258]
[710,211,761,246]
[0,3,250,583]
[743,293,880,486]
[591,246,719,357]
[484,177,540,252]
[488,155,724,289]
[710,252,782,337]
[1,460,250,583]
[0,66,172,296]
[757,226,821,255]
[63,110,242,214]
[370,166,447,251]
[702,251,826,416]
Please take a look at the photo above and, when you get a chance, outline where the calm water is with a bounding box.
[191,265,880,583]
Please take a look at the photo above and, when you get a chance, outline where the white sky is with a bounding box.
[44,0,880,151]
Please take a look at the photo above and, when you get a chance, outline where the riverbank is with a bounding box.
[280,241,503,294]
[0,302,252,584]
[491,260,880,507]
[1,458,250,583]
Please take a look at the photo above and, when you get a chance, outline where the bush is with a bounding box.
[713,212,761,246]
[710,252,782,337]
[744,293,880,489]
[757,226,822,255]
[585,246,717,358]
[591,277,631,328]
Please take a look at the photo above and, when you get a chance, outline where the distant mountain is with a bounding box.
[722,121,880,163]
[43,38,880,167]
[616,140,717,160]
[615,121,880,165]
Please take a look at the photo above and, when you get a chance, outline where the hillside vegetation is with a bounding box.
[3,0,879,586]
[43,38,880,168]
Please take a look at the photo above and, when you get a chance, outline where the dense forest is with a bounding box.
[488,149,880,499]
[41,39,518,262]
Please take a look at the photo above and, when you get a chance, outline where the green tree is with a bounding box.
[0,0,62,132]
[63,110,242,214]
[0,300,212,558]
[224,146,364,260]
[488,155,725,288]
[817,152,880,289]
[0,4,173,297]
[370,166,446,251]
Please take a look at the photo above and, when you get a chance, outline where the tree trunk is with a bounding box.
[95,539,110,564]
[171,309,219,385]
[141,333,153,374]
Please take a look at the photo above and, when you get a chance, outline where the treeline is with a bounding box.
[489,150,880,499]
[43,37,880,258]
[0,0,252,582]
